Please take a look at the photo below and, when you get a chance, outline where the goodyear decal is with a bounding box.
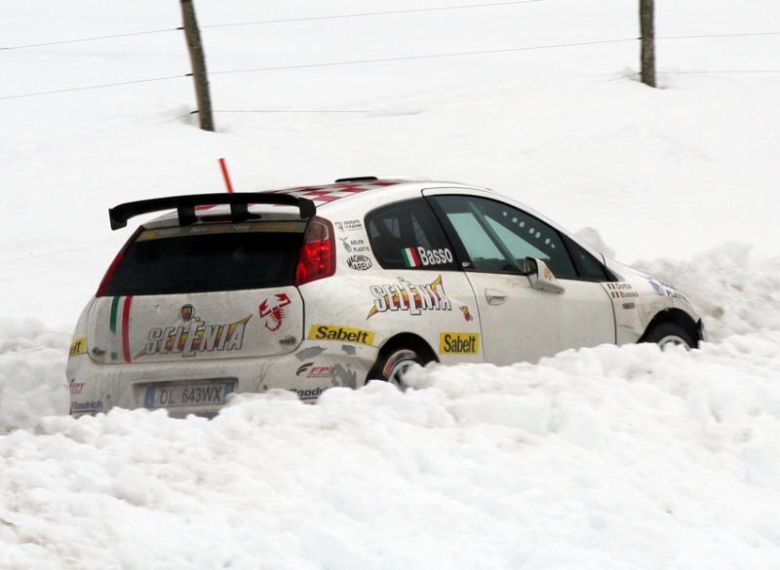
[308,325,374,346]
[69,337,87,358]
[439,332,480,355]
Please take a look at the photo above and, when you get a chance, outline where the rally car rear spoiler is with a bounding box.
[108,193,317,230]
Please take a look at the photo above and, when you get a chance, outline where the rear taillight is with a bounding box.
[96,249,125,297]
[295,217,335,286]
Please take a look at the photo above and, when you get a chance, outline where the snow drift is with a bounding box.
[2,333,780,569]
[2,245,780,568]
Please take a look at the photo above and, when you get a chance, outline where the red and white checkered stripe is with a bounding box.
[268,180,399,205]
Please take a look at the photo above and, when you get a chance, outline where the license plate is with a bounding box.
[143,379,236,409]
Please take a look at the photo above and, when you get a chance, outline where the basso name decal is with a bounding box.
[137,305,252,358]
[439,332,480,354]
[401,246,453,268]
[367,275,452,318]
[308,325,374,346]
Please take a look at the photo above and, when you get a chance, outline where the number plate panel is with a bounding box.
[143,379,236,409]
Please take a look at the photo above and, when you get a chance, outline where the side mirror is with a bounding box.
[526,258,565,294]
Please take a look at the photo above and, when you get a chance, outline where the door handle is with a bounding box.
[485,288,507,305]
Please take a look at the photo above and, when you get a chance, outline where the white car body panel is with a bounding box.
[67,179,703,417]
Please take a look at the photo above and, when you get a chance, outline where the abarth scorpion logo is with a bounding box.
[259,293,292,331]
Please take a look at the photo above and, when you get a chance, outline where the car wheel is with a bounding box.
[642,322,696,349]
[375,348,427,389]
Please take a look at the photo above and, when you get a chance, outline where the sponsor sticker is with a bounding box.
[259,293,292,331]
[605,282,639,300]
[69,337,87,358]
[335,219,364,233]
[460,306,474,322]
[338,236,370,254]
[293,386,327,401]
[136,305,252,358]
[439,332,481,355]
[367,275,451,319]
[308,325,375,346]
[401,246,454,268]
[69,379,85,394]
[346,254,373,271]
[648,278,690,304]
[296,362,335,379]
[70,400,104,416]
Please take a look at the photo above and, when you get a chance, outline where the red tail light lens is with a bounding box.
[295,217,335,286]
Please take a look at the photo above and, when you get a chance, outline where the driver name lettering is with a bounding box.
[402,246,453,268]
[606,282,639,299]
[367,275,451,318]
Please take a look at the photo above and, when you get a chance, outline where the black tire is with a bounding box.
[372,347,432,389]
[641,322,697,349]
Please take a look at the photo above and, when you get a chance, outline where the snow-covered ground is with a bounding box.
[1,0,780,568]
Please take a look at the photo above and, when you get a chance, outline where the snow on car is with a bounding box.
[66,177,704,417]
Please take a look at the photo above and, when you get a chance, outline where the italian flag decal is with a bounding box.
[109,296,134,363]
[402,247,421,268]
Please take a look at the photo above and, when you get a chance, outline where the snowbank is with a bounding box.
[636,243,780,341]
[0,318,68,430]
[2,243,780,568]
[1,334,780,569]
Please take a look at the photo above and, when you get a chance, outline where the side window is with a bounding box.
[432,195,577,279]
[366,199,456,270]
[564,236,609,281]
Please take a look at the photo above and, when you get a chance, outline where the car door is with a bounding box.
[425,190,615,365]
[362,197,483,365]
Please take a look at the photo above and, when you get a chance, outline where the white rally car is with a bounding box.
[67,178,704,417]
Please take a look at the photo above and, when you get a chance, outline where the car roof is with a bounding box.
[130,178,611,269]
[143,178,485,228]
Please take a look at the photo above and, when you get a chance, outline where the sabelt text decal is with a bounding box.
[439,332,480,355]
[136,305,252,358]
[308,325,374,346]
[69,337,87,358]
[367,275,451,319]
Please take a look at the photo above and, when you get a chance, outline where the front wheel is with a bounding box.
[642,322,697,349]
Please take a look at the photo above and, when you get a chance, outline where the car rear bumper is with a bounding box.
[66,340,378,418]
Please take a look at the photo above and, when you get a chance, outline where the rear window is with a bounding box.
[101,221,306,296]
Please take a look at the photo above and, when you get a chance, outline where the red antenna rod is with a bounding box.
[218,157,234,193]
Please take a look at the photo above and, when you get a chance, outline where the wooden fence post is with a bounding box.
[640,0,657,87]
[180,0,214,130]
